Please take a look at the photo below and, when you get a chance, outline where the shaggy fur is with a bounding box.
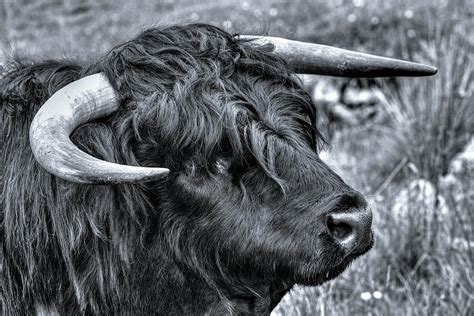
[1,24,369,315]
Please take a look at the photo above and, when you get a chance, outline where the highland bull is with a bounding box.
[1,24,436,315]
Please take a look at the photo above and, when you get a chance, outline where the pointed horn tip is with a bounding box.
[427,66,438,75]
[413,64,438,76]
[141,168,171,181]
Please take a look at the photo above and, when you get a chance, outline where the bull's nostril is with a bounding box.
[323,193,373,256]
[327,216,352,240]
[325,205,372,256]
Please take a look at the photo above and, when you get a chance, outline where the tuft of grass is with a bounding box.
[379,0,473,184]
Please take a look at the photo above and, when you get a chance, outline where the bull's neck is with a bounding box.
[130,253,290,314]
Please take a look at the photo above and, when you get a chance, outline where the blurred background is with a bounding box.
[1,0,472,314]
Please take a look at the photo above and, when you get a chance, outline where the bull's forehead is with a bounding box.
[225,79,324,171]
[216,77,321,155]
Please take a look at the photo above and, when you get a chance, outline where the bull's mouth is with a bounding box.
[343,231,375,259]
[320,232,374,284]
[297,232,374,286]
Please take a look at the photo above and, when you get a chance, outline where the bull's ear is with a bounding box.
[239,36,437,78]
[29,73,169,184]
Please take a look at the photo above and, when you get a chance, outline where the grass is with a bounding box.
[1,0,473,315]
[380,1,473,183]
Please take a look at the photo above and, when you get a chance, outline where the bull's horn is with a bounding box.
[240,35,437,77]
[29,73,169,184]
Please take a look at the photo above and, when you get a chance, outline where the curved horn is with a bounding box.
[240,36,437,77]
[29,73,169,184]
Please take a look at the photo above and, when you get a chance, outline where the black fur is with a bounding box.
[1,24,363,314]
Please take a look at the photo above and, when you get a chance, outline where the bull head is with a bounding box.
[29,36,436,184]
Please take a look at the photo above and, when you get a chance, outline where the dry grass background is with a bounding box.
[1,0,472,315]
